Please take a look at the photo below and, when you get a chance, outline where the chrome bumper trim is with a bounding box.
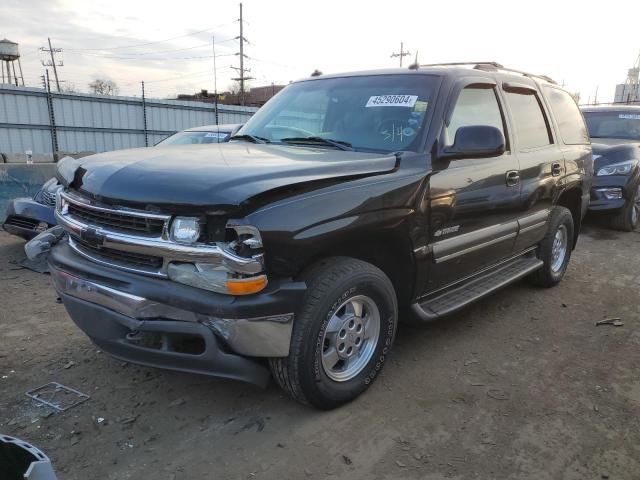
[55,191,264,277]
[51,266,293,357]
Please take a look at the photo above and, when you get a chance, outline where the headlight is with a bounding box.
[56,156,82,186]
[596,160,638,176]
[170,217,201,244]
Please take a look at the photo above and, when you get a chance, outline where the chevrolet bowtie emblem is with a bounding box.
[79,227,105,248]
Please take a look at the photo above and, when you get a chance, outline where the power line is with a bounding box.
[65,51,237,61]
[64,23,236,51]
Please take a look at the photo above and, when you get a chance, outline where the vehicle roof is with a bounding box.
[581,104,640,112]
[294,64,557,86]
[183,123,242,132]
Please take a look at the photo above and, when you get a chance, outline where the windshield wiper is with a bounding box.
[230,134,270,144]
[280,137,353,151]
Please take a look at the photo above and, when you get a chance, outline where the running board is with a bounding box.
[412,254,543,321]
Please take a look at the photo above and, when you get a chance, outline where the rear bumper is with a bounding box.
[2,198,56,240]
[49,239,306,385]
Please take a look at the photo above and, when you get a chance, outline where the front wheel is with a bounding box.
[529,206,574,288]
[270,257,398,409]
[610,184,640,232]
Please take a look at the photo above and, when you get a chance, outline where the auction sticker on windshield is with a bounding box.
[366,95,418,108]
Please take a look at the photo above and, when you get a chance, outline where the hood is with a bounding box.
[591,138,640,147]
[64,143,397,214]
[591,141,640,170]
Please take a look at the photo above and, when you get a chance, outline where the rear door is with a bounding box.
[499,80,565,251]
[426,79,521,292]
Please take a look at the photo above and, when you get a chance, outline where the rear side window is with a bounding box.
[542,86,590,145]
[446,87,505,146]
[504,91,552,150]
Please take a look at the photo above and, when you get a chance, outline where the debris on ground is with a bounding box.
[26,382,90,412]
[487,389,510,400]
[168,397,186,408]
[595,318,624,327]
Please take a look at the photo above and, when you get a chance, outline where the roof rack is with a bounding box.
[414,61,557,85]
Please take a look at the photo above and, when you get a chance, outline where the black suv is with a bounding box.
[38,62,592,409]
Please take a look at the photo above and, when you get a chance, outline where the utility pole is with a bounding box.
[232,2,253,105]
[391,42,411,68]
[40,38,63,92]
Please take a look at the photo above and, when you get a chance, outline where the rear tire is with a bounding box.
[529,206,574,288]
[610,184,640,232]
[270,257,397,409]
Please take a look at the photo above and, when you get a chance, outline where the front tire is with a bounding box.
[529,206,574,288]
[610,184,640,232]
[270,257,398,409]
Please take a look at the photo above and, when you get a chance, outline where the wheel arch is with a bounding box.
[556,186,583,249]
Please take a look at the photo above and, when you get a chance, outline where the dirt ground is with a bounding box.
[1,220,639,480]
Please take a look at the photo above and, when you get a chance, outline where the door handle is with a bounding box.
[506,170,520,186]
[552,162,562,176]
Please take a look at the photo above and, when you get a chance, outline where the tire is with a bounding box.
[270,257,398,409]
[529,206,574,288]
[610,184,640,232]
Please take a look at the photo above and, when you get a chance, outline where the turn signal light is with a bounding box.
[226,275,268,295]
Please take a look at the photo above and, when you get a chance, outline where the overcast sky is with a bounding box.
[1,0,638,102]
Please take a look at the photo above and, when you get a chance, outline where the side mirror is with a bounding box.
[440,125,505,161]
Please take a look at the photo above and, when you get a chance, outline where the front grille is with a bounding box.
[5,215,39,230]
[72,236,164,270]
[67,202,166,236]
[39,190,57,207]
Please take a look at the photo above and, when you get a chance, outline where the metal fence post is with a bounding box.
[141,81,149,147]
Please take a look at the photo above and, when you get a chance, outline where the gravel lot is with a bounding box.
[1,220,639,480]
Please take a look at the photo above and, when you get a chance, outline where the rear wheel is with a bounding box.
[270,257,397,409]
[529,206,574,288]
[610,184,640,232]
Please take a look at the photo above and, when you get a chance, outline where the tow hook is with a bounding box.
[24,225,65,261]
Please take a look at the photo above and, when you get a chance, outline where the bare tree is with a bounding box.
[89,78,119,96]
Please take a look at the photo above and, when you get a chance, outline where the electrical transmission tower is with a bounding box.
[390,42,411,67]
[40,38,63,92]
[231,2,253,105]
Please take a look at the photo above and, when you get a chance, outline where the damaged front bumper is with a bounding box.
[47,239,306,386]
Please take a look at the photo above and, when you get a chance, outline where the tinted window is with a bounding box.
[543,87,589,144]
[505,91,552,149]
[447,87,505,145]
[582,111,640,141]
[239,75,439,153]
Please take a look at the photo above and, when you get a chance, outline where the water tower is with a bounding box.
[0,38,25,86]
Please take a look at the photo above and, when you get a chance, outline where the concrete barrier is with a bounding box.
[0,164,57,222]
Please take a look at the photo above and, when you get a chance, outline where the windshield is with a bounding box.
[156,130,230,146]
[237,74,439,153]
[583,110,640,141]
